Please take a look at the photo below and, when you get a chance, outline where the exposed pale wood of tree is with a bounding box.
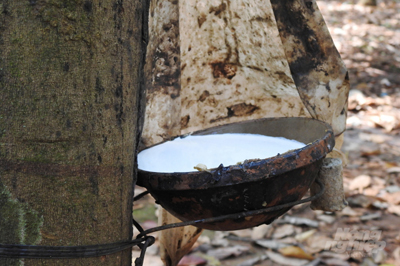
[178,0,309,135]
[0,1,145,265]
[141,0,349,265]
[141,1,204,265]
[158,208,203,266]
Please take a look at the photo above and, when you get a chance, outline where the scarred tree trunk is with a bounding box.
[0,1,146,266]
[141,0,349,265]
[142,0,349,146]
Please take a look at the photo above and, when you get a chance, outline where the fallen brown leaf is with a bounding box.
[340,206,362,217]
[372,248,387,264]
[251,224,272,240]
[385,186,400,193]
[349,174,372,192]
[229,229,252,238]
[306,234,334,253]
[211,232,229,247]
[178,254,207,266]
[378,191,400,205]
[360,149,382,157]
[387,204,400,216]
[393,246,400,262]
[295,229,317,242]
[278,246,314,260]
[370,114,400,132]
[266,250,310,266]
[272,224,295,239]
[363,187,381,196]
[319,251,351,261]
[255,239,289,250]
[322,258,351,266]
[347,194,374,208]
[360,212,382,221]
[279,237,299,245]
[387,167,400,174]
[237,255,268,266]
[206,245,249,260]
[344,216,362,224]
[277,216,319,228]
[384,191,400,205]
[385,162,399,169]
[371,201,389,209]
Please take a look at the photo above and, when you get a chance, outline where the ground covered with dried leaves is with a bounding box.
[132,1,400,265]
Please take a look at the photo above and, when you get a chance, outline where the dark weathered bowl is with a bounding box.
[137,117,335,230]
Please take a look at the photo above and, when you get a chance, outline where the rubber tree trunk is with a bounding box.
[141,0,349,264]
[140,2,202,265]
[0,1,146,266]
[141,0,349,146]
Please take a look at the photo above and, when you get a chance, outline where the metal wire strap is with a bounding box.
[137,179,325,238]
[0,180,323,262]
[0,237,155,259]
[0,190,154,260]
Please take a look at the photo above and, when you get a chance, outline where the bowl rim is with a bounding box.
[137,117,335,190]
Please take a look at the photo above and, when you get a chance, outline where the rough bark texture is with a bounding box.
[0,1,145,265]
[141,0,181,147]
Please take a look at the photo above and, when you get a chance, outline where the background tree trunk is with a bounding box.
[0,1,146,265]
[141,0,349,264]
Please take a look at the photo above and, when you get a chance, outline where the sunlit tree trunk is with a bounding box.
[0,1,146,265]
[141,0,349,265]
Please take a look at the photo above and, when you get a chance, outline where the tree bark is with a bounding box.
[142,0,349,141]
[270,0,350,136]
[0,1,146,265]
[140,2,203,265]
[141,0,349,265]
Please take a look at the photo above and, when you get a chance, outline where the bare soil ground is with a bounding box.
[132,1,400,265]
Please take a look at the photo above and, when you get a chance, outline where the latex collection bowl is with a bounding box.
[137,117,335,231]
